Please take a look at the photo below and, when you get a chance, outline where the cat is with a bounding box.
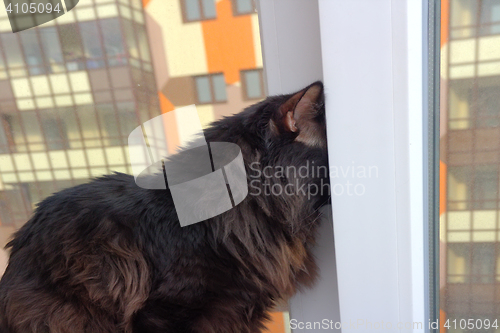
[0,81,330,333]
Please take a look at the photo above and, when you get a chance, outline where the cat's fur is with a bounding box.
[0,82,329,333]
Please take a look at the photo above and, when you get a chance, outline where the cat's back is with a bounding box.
[6,173,153,252]
[0,172,167,332]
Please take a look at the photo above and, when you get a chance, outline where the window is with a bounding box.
[0,34,25,69]
[101,19,127,66]
[136,23,151,63]
[0,115,15,154]
[480,0,500,34]
[39,27,64,73]
[96,104,121,146]
[122,19,139,59]
[448,77,500,129]
[58,24,84,71]
[450,0,500,38]
[231,0,255,15]
[447,165,500,211]
[19,30,45,75]
[40,112,69,151]
[194,73,227,104]
[241,69,264,100]
[80,21,105,69]
[181,0,216,22]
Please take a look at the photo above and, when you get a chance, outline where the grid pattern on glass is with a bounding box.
[448,78,500,130]
[181,0,216,22]
[194,73,227,104]
[0,2,161,227]
[451,0,500,38]
[443,0,500,323]
[241,69,264,100]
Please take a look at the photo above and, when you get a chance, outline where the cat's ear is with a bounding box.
[279,81,323,133]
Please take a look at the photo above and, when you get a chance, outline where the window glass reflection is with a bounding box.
[19,31,45,75]
[80,21,105,69]
[59,24,85,71]
[39,27,64,73]
[442,0,500,324]
[101,18,126,66]
[1,34,25,69]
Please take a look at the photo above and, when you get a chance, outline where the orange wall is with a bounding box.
[202,0,257,84]
[441,0,449,47]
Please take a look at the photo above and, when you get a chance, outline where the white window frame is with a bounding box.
[256,0,433,332]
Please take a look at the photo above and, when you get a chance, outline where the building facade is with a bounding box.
[441,0,500,329]
[0,0,161,227]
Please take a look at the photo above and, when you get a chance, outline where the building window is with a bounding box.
[450,0,500,38]
[39,27,64,73]
[79,21,105,69]
[448,243,498,284]
[0,33,25,70]
[447,165,500,211]
[448,77,500,129]
[241,69,264,100]
[181,0,216,22]
[232,0,255,15]
[40,113,69,151]
[58,24,85,71]
[0,115,15,153]
[19,30,45,75]
[194,73,227,104]
[101,18,127,67]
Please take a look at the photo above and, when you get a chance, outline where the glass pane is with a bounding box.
[201,0,216,19]
[195,76,212,103]
[76,106,100,139]
[80,21,105,69]
[96,104,120,146]
[21,111,43,143]
[57,107,82,144]
[40,111,68,151]
[39,27,64,73]
[0,119,9,154]
[19,30,45,75]
[136,23,151,62]
[481,0,500,24]
[0,34,25,68]
[58,24,84,71]
[451,0,478,27]
[185,0,201,21]
[442,0,500,325]
[244,70,262,99]
[117,102,137,140]
[212,74,227,102]
[101,18,126,66]
[236,0,253,14]
[123,19,139,59]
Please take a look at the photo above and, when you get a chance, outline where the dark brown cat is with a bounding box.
[0,82,329,333]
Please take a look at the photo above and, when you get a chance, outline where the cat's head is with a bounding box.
[265,81,326,150]
[231,81,330,215]
[206,81,326,152]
